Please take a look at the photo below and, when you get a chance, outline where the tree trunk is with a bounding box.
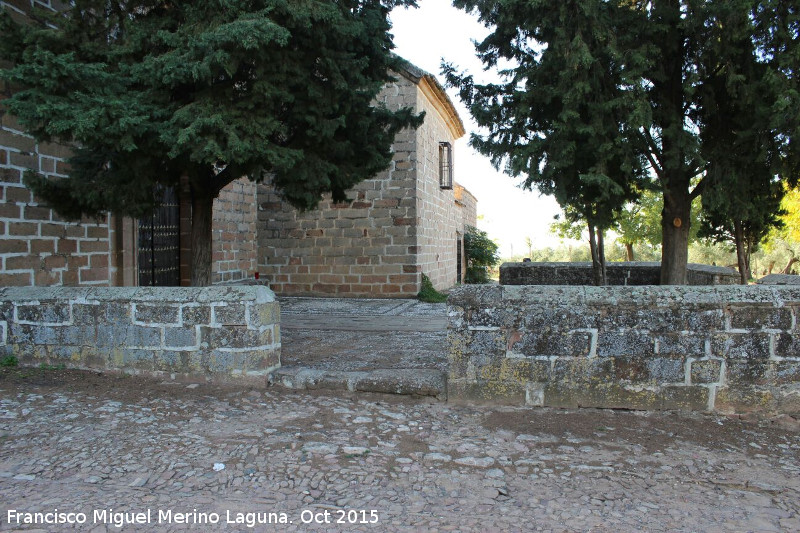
[598,228,607,286]
[625,243,634,261]
[190,187,215,287]
[782,256,798,275]
[660,185,691,285]
[768,261,775,274]
[588,223,607,286]
[655,0,691,286]
[733,220,748,284]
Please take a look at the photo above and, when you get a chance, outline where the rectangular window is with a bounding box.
[439,141,453,189]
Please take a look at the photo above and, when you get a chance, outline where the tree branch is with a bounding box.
[689,174,707,200]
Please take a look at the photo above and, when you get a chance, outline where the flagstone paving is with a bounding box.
[0,369,799,532]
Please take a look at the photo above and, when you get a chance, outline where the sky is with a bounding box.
[389,0,566,257]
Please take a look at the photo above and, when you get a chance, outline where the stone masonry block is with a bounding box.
[726,359,770,386]
[71,304,101,325]
[656,333,706,357]
[181,305,211,326]
[540,383,663,411]
[154,350,192,373]
[16,302,70,324]
[715,385,778,414]
[690,359,723,384]
[213,303,247,326]
[164,327,199,349]
[771,360,800,385]
[687,308,726,331]
[517,329,592,358]
[773,333,800,359]
[520,307,595,331]
[200,326,273,349]
[597,330,654,357]
[497,357,552,383]
[60,326,97,347]
[115,348,156,371]
[614,356,685,383]
[465,330,506,366]
[250,303,280,329]
[134,304,179,324]
[101,302,133,324]
[97,325,161,349]
[244,348,280,372]
[711,333,771,359]
[660,386,711,411]
[465,307,507,329]
[552,358,615,384]
[729,305,793,331]
[10,323,60,345]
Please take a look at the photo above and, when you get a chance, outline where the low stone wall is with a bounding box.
[0,286,280,382]
[757,274,800,285]
[448,285,800,414]
[499,262,740,286]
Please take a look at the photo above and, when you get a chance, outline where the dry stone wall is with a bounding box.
[448,285,800,414]
[0,286,280,381]
[500,262,740,286]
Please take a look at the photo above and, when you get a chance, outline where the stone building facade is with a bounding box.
[0,0,476,296]
[257,63,476,297]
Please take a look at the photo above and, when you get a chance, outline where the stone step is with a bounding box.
[269,367,447,400]
[280,314,447,332]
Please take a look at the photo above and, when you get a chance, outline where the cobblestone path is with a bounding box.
[1,372,798,532]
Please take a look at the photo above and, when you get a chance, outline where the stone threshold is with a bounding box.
[269,366,446,399]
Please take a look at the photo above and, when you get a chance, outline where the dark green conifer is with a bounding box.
[1,0,421,285]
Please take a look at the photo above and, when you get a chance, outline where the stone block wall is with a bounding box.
[1,0,113,287]
[212,178,258,284]
[0,285,280,381]
[758,274,800,285]
[414,83,462,291]
[448,285,800,414]
[455,185,478,231]
[256,75,421,297]
[500,262,740,286]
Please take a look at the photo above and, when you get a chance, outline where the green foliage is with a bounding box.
[0,355,19,368]
[0,0,422,284]
[417,274,447,303]
[448,0,799,284]
[445,0,646,240]
[463,225,499,284]
[691,0,793,282]
[615,189,664,249]
[38,362,66,371]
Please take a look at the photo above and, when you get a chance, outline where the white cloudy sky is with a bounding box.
[389,0,566,257]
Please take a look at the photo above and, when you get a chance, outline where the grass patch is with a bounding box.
[417,274,448,303]
[0,355,18,368]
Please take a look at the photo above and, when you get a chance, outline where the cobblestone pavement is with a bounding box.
[1,370,799,532]
[279,298,447,372]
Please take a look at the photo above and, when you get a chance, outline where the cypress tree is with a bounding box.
[448,0,798,284]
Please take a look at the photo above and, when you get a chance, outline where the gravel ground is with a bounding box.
[0,368,798,532]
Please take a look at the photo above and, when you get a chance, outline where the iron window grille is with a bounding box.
[439,141,453,189]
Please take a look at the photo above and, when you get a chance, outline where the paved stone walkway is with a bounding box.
[275,298,448,397]
[0,372,798,532]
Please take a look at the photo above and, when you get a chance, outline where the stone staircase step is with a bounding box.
[269,367,446,399]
